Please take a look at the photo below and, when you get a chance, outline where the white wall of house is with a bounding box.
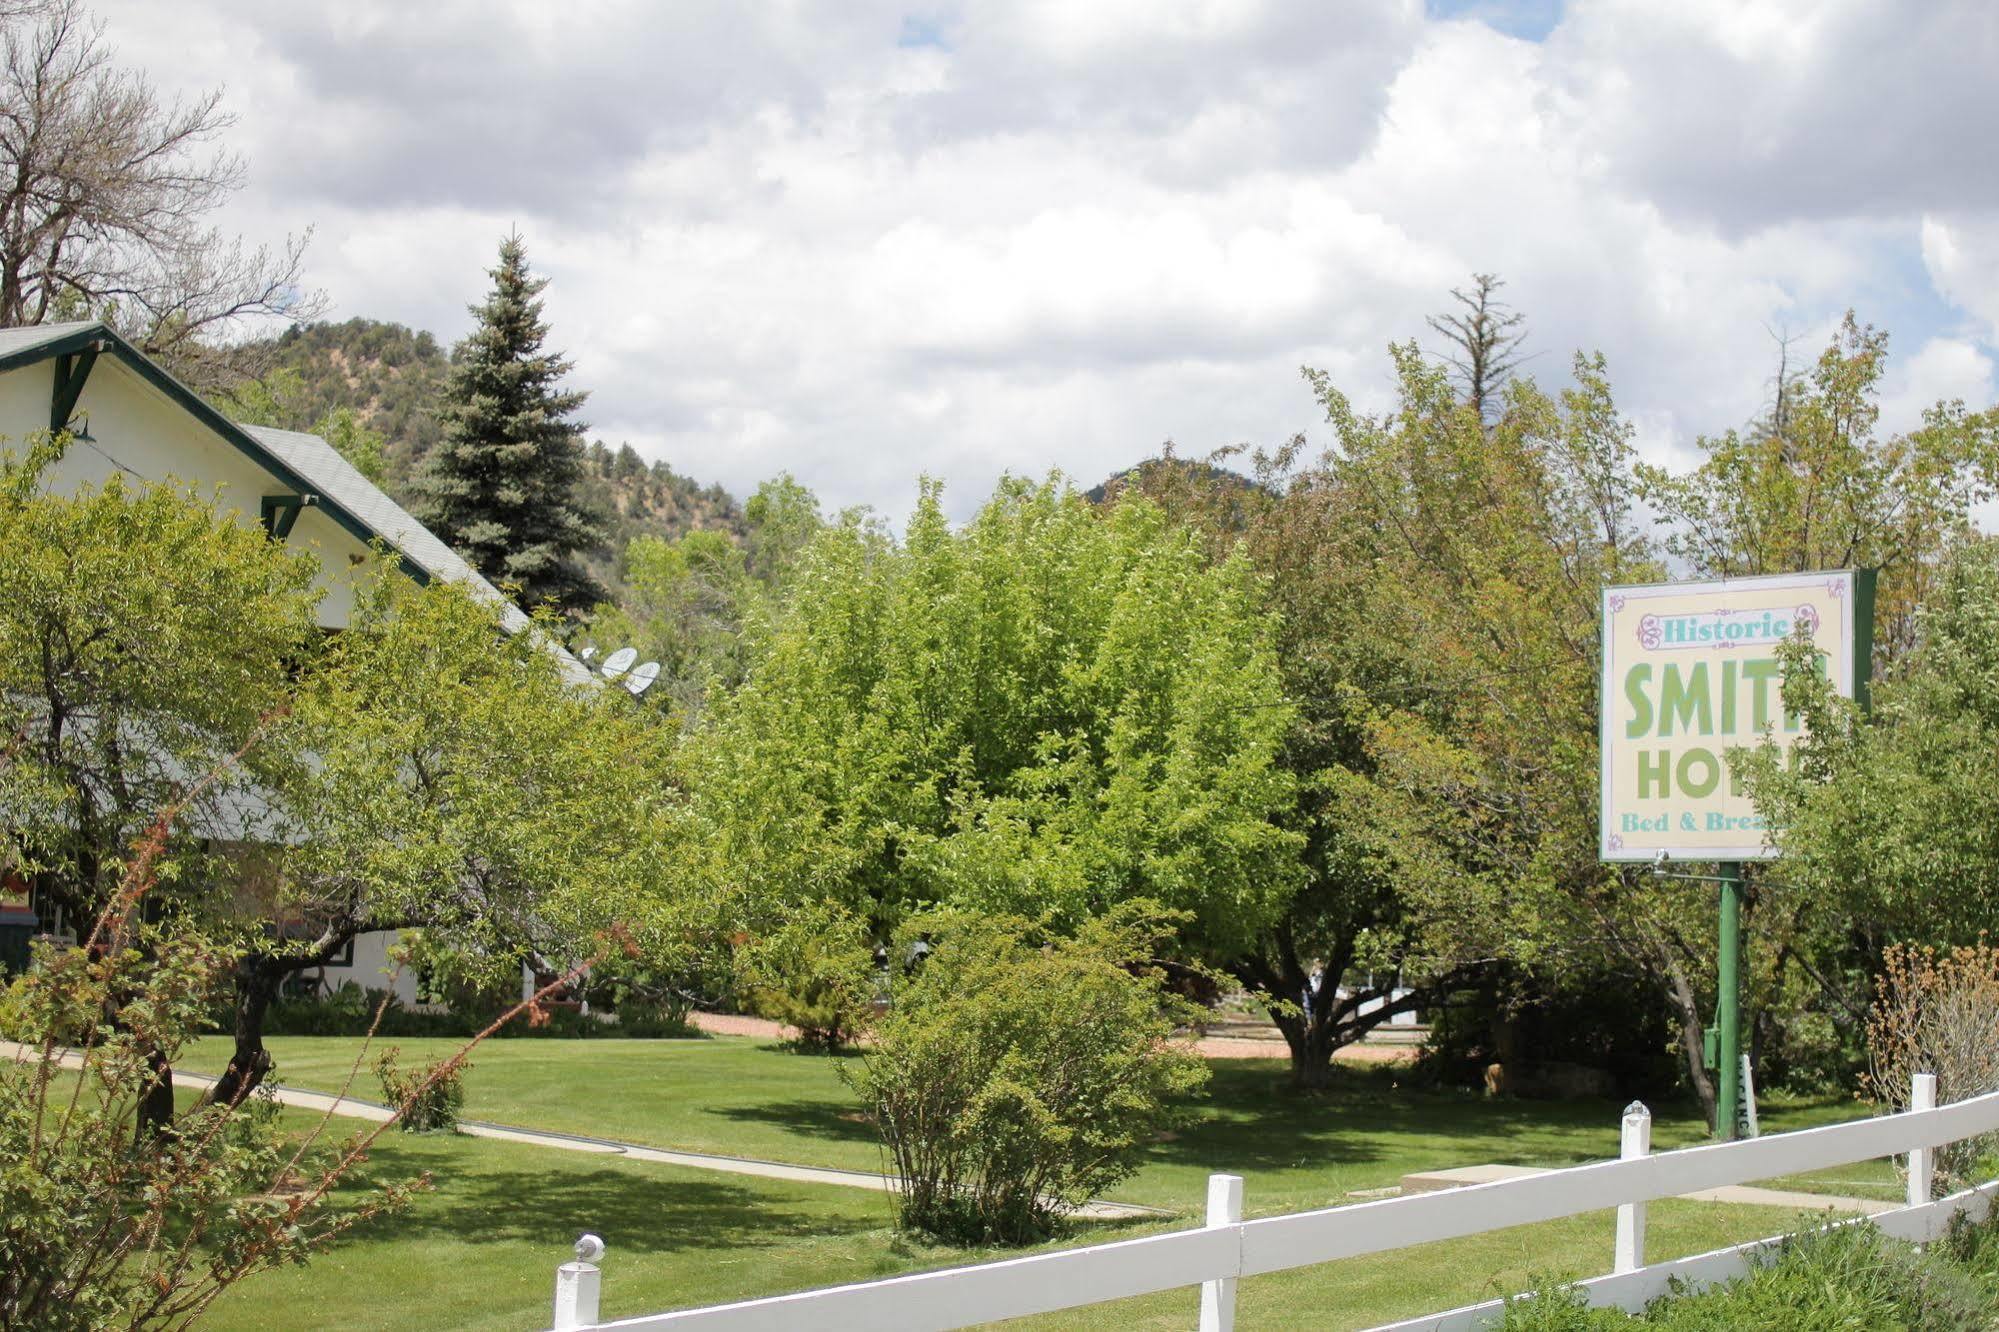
[317,929,422,1006]
[3,356,374,627]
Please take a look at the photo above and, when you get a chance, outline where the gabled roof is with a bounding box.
[0,320,592,686]
[239,424,533,635]
[0,321,408,567]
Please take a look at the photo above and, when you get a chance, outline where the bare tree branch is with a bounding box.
[1426,272,1529,423]
[0,0,321,391]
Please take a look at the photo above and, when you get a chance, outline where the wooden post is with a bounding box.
[1614,1101,1651,1274]
[1909,1073,1937,1207]
[553,1234,605,1330]
[1199,1173,1243,1332]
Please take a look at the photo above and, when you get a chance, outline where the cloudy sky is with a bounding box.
[96,0,1999,520]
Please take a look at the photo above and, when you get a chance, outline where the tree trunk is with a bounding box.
[1662,954,1717,1131]
[201,958,283,1109]
[1275,1009,1339,1090]
[134,1046,175,1141]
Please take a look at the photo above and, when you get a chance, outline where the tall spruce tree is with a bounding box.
[417,234,605,614]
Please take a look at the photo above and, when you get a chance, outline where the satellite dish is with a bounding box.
[579,646,599,662]
[601,646,638,679]
[624,661,661,696]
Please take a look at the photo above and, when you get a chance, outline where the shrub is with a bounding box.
[611,991,700,1039]
[262,982,474,1038]
[0,846,424,1329]
[374,1046,468,1132]
[1496,1217,1999,1330]
[259,980,704,1041]
[845,904,1208,1246]
[1496,1283,1624,1331]
[1865,941,1999,1192]
[736,899,877,1051]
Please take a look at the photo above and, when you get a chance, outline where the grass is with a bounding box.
[182,1035,1891,1214]
[192,1112,1811,1332]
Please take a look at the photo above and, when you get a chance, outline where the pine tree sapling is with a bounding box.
[416,233,605,614]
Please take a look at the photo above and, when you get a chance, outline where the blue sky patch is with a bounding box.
[897,13,950,50]
[1426,0,1564,42]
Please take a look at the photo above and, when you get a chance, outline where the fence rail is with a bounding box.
[553,1074,1999,1332]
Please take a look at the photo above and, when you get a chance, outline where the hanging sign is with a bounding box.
[1600,570,1861,862]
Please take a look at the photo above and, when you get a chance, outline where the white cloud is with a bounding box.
[1879,335,1996,430]
[1922,215,1999,346]
[86,0,1999,521]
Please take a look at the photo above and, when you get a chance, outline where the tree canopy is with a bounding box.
[682,476,1300,965]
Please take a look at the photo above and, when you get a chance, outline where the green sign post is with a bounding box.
[1714,861,1744,1140]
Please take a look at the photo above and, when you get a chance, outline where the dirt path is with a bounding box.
[689,1011,1418,1064]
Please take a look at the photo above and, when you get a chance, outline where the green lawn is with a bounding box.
[170,1038,1896,1329]
[195,1116,1808,1332]
[182,1035,1892,1213]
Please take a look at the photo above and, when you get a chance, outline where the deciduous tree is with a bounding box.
[0,0,320,390]
[683,476,1300,1004]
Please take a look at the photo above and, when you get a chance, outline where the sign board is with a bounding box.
[1600,570,1860,862]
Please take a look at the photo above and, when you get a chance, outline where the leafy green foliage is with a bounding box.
[414,234,606,615]
[268,566,687,997]
[0,433,322,927]
[0,423,685,1104]
[1498,1216,1999,1329]
[1134,339,1659,1085]
[734,898,876,1051]
[260,984,474,1039]
[1747,542,1999,946]
[684,475,1298,975]
[845,905,1208,1245]
[0,859,422,1329]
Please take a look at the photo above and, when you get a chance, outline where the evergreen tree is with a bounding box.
[417,234,605,614]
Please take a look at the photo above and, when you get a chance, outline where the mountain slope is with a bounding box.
[242,318,746,598]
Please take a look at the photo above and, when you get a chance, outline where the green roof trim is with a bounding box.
[0,321,426,582]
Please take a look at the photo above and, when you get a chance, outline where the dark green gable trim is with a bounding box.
[0,323,430,584]
[50,345,98,432]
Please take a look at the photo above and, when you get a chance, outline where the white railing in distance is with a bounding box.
[562,1073,1999,1332]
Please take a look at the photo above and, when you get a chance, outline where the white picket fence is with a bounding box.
[548,1073,1999,1332]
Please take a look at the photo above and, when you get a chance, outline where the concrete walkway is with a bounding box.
[4,1043,1163,1222]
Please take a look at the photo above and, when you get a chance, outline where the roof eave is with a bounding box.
[0,322,429,584]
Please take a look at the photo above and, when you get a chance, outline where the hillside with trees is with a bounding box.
[235,316,747,599]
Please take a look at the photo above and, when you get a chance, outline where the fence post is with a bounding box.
[1199,1173,1244,1332]
[1909,1073,1937,1207]
[1614,1101,1651,1275]
[553,1234,605,1330]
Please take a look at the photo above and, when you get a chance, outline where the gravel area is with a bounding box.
[689,1011,1416,1063]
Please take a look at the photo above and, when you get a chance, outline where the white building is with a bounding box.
[0,320,585,1002]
